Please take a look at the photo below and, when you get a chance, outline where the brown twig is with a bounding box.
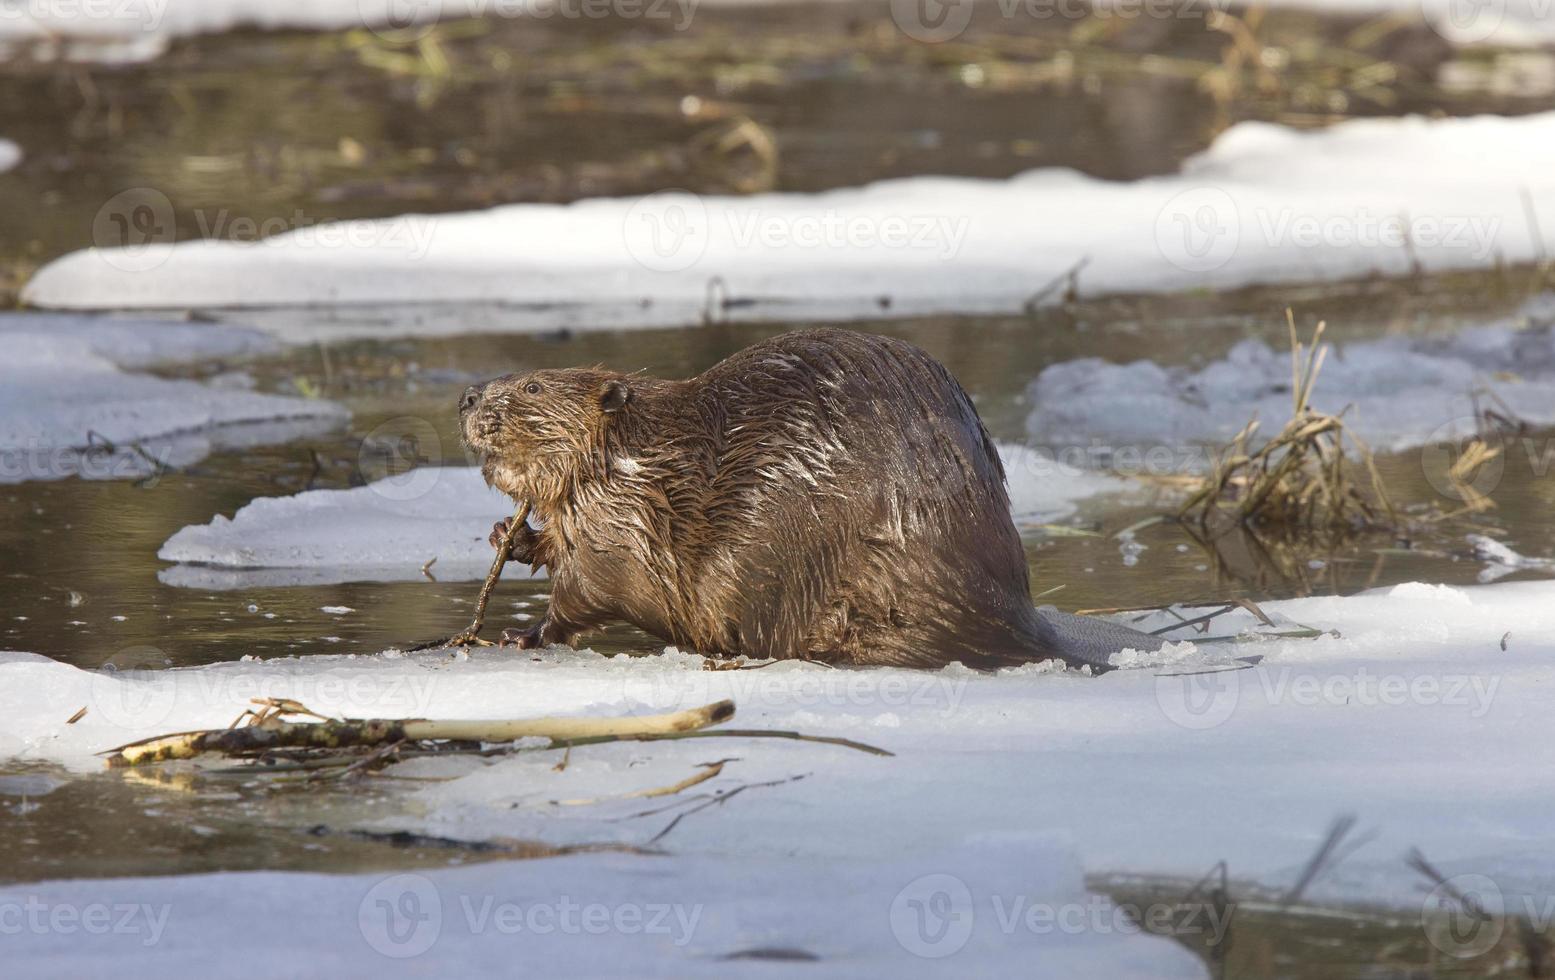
[410,500,530,650]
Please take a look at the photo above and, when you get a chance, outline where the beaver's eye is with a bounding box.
[525,382,541,395]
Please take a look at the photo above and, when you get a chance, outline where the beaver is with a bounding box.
[459,328,1160,671]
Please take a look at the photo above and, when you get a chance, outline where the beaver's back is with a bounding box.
[677,329,1043,667]
[694,329,1008,504]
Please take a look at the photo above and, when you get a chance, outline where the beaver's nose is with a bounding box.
[459,384,484,415]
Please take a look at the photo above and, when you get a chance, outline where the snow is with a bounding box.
[24,112,1555,335]
[1026,305,1555,459]
[1266,0,1555,47]
[0,313,347,484]
[0,138,20,173]
[2,577,1554,975]
[0,1,485,63]
[156,446,1134,588]
[2,0,1550,64]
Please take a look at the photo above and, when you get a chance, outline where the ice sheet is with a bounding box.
[0,313,345,484]
[1026,306,1555,460]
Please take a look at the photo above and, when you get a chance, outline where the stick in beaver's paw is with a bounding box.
[460,328,1162,671]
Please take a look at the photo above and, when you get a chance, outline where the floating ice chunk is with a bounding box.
[1469,533,1555,583]
[997,443,1135,521]
[0,312,279,370]
[158,466,540,588]
[1027,314,1555,461]
[0,313,344,484]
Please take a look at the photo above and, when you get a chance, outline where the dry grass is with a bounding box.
[1179,312,1398,537]
[1177,311,1518,552]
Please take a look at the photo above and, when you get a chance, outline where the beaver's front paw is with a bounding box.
[489,518,538,564]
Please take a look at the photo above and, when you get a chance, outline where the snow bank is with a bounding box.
[2,0,1549,64]
[3,579,1554,947]
[1271,0,1555,47]
[0,313,346,484]
[0,1,489,63]
[23,113,1555,332]
[1027,308,1555,458]
[156,446,1135,588]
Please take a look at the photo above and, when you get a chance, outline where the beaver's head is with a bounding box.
[460,368,632,507]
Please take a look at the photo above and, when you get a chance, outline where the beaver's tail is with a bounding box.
[1022,605,1166,675]
[935,600,1162,674]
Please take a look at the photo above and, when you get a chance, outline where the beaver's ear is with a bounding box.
[599,380,631,414]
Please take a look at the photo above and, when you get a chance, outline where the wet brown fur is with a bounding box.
[461,328,1079,669]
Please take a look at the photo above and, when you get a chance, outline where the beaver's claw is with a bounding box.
[489,518,537,564]
[499,625,546,650]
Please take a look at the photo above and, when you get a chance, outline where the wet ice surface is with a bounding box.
[24,113,1555,330]
[0,313,347,484]
[2,580,1552,974]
